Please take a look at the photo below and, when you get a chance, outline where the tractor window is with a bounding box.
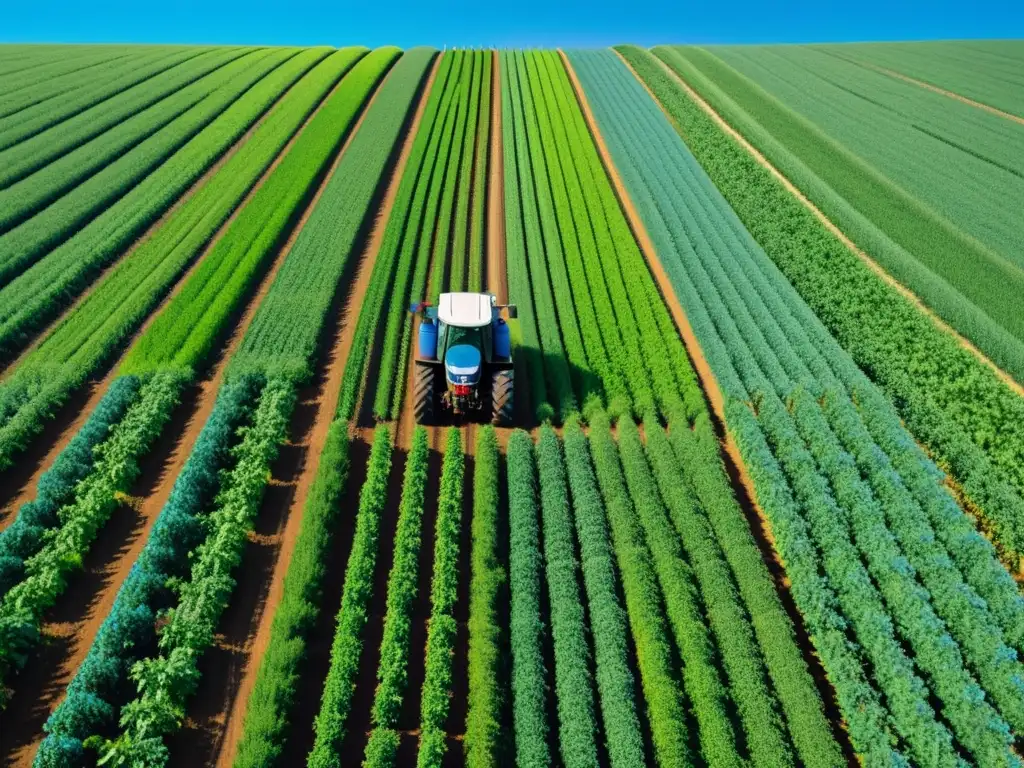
[447,326,482,349]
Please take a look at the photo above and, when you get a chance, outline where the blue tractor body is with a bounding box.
[411,292,516,426]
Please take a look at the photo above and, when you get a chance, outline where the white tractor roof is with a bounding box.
[437,292,494,328]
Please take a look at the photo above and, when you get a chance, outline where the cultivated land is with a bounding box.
[0,39,1022,768]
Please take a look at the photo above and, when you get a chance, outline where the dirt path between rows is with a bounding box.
[202,55,442,768]
[643,51,1024,402]
[0,68,314,528]
[487,50,508,306]
[561,48,855,759]
[0,62,372,768]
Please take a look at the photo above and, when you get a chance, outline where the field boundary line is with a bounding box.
[213,52,442,768]
[823,51,1024,127]
[633,48,1024,401]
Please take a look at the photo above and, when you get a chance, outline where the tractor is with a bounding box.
[411,292,517,426]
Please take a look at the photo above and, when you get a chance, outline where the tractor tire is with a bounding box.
[490,368,514,426]
[414,363,438,425]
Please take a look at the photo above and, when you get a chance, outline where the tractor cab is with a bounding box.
[411,292,516,426]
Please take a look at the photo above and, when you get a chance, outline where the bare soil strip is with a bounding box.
[560,49,855,756]
[641,51,1024,400]
[0,64,376,767]
[0,70,315,528]
[202,54,442,768]
[487,50,508,306]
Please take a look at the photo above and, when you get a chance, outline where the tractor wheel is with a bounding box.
[414,363,438,425]
[490,368,514,426]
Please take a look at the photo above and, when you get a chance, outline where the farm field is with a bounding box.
[0,38,1022,768]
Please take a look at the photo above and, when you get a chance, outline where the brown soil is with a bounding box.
[645,51,1024,402]
[487,50,508,305]
[0,64,315,529]
[0,62,359,767]
[563,49,856,761]
[206,52,443,768]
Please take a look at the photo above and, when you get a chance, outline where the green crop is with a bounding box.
[505,429,550,768]
[561,420,644,767]
[0,47,366,470]
[465,426,505,768]
[0,47,220,164]
[363,426,429,766]
[416,427,465,768]
[308,426,393,768]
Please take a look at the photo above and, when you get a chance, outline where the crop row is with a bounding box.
[18,45,427,764]
[651,45,1024,382]
[332,50,493,422]
[568,47,1024,766]
[416,428,465,767]
[0,47,368,471]
[464,426,502,768]
[618,45,1024,560]
[363,426,430,765]
[308,426,393,768]
[0,48,293,268]
[0,371,182,704]
[95,375,293,767]
[0,47,217,168]
[35,376,259,766]
[501,50,700,425]
[334,48,455,421]
[0,48,305,381]
[502,50,584,420]
[0,47,278,235]
[0,46,148,118]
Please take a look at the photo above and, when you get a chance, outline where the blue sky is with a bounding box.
[3,0,1023,47]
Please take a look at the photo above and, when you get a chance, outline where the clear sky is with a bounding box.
[3,0,1023,48]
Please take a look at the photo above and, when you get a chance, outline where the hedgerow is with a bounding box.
[307,426,392,768]
[465,425,505,768]
[416,428,465,768]
[363,426,429,766]
[561,419,644,768]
